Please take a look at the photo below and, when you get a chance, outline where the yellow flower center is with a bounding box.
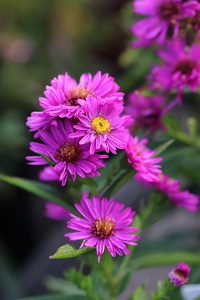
[91,116,111,134]
[92,217,115,238]
[66,87,92,106]
[56,143,80,163]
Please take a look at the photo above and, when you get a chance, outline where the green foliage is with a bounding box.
[49,244,95,259]
[0,173,75,210]
[16,296,88,300]
[130,285,148,300]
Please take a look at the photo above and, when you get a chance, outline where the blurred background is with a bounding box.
[1,1,200,300]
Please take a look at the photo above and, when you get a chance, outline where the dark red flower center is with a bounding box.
[66,87,92,106]
[159,2,180,21]
[92,217,115,238]
[174,59,195,75]
[174,270,187,280]
[56,143,80,163]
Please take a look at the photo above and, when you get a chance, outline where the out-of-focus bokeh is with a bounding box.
[0,1,136,299]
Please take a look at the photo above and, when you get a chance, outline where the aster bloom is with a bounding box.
[45,202,70,221]
[125,91,166,132]
[39,166,59,181]
[131,0,200,47]
[39,71,124,119]
[26,119,107,186]
[125,135,163,183]
[148,39,200,101]
[69,95,132,155]
[169,262,190,286]
[156,174,199,212]
[26,111,56,135]
[65,193,140,263]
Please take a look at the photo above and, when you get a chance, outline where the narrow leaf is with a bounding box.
[50,244,95,259]
[16,296,88,300]
[0,173,72,211]
[154,139,174,156]
[130,251,200,271]
[39,153,56,167]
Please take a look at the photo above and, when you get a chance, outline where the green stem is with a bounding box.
[100,166,136,198]
[167,128,200,149]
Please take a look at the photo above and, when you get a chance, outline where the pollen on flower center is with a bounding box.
[91,116,111,134]
[56,143,80,163]
[159,2,180,20]
[92,217,115,238]
[174,59,195,75]
[66,87,92,106]
[174,270,186,280]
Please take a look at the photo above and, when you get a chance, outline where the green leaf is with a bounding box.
[154,139,174,156]
[50,244,95,259]
[39,153,56,167]
[44,276,86,296]
[187,117,198,138]
[129,251,200,271]
[16,296,88,300]
[0,173,73,211]
[131,285,147,300]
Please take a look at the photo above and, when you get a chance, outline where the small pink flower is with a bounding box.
[125,91,166,132]
[156,174,199,212]
[45,202,70,221]
[131,0,200,47]
[148,39,200,101]
[125,135,163,183]
[65,193,140,262]
[69,95,132,154]
[169,262,190,286]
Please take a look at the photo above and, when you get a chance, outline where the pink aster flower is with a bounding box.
[156,174,199,212]
[148,39,200,101]
[26,111,56,135]
[39,166,59,181]
[169,262,190,286]
[26,119,107,186]
[125,135,163,183]
[65,193,140,263]
[69,95,132,155]
[39,71,124,119]
[125,91,166,132]
[131,0,200,47]
[44,202,70,221]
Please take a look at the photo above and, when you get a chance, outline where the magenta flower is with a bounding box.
[26,111,56,135]
[156,174,199,212]
[26,119,107,186]
[169,262,190,286]
[65,193,140,262]
[125,91,166,132]
[69,95,132,154]
[39,71,124,119]
[148,39,200,101]
[125,135,163,183]
[45,202,70,221]
[131,0,200,47]
[39,166,59,181]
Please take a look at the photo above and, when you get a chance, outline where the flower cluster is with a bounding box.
[65,193,140,262]
[148,39,200,102]
[26,71,132,185]
[131,0,200,48]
